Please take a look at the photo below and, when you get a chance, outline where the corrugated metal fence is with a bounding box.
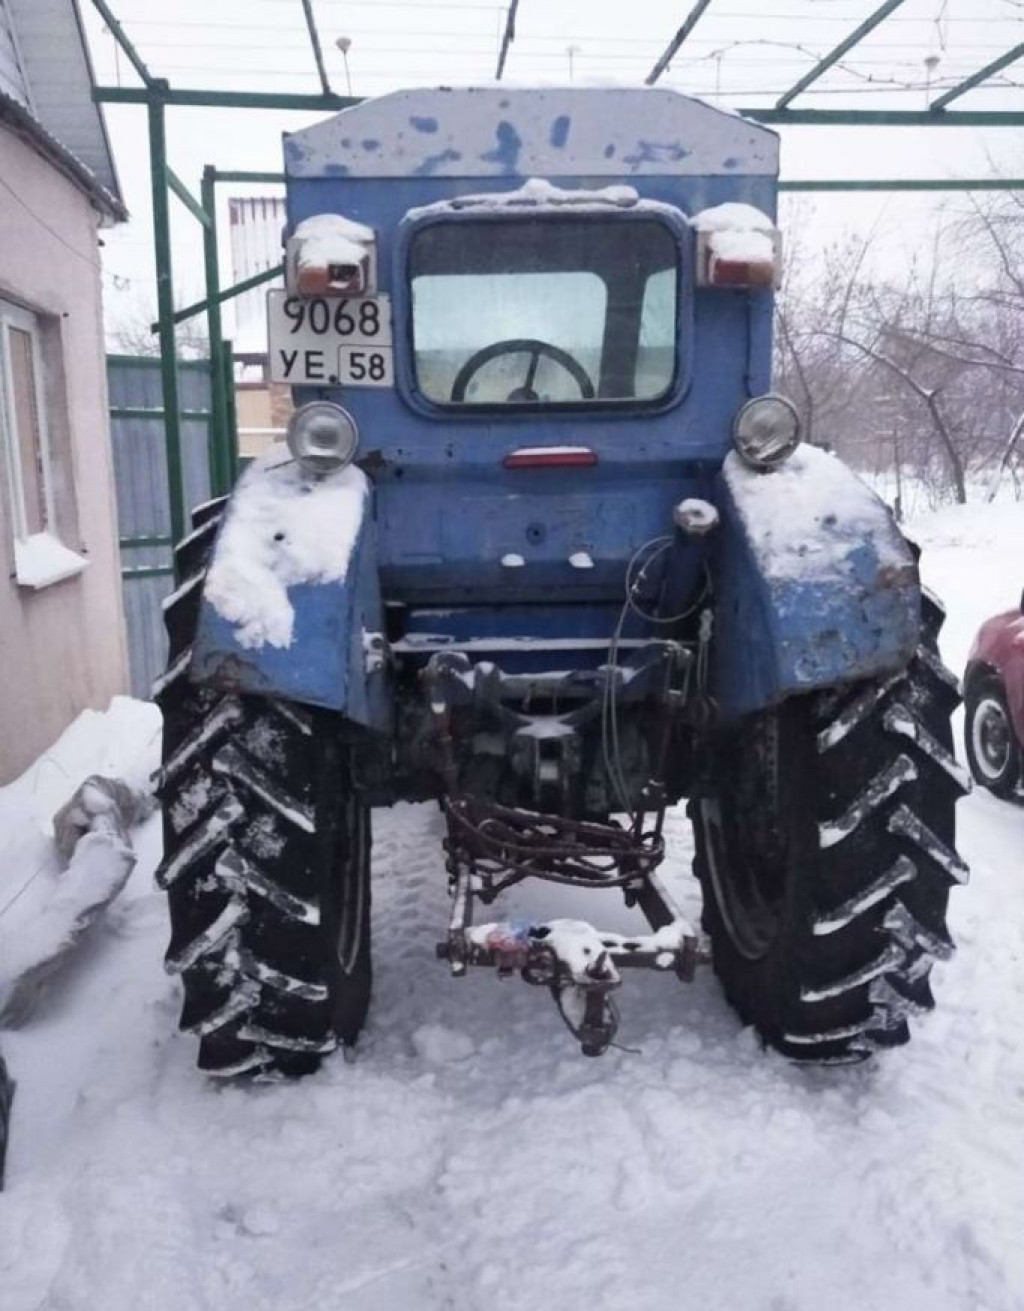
[108,355,214,698]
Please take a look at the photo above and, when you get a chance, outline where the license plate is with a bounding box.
[267,289,393,387]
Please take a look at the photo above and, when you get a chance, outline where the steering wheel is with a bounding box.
[450,338,595,403]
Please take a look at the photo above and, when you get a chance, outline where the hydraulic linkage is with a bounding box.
[430,640,707,1055]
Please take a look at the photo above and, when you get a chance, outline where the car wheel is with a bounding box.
[964,677,1021,799]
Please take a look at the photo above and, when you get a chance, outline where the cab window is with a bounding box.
[409,217,679,408]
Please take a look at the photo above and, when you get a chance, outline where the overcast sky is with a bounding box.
[79,0,1024,342]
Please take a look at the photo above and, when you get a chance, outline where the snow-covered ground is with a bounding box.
[2,499,1024,1311]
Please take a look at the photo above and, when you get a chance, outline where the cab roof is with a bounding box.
[283,85,779,182]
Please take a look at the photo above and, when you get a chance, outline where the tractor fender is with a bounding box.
[709,446,919,722]
[189,452,391,732]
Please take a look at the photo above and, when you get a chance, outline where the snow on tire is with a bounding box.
[692,594,969,1064]
[153,503,371,1078]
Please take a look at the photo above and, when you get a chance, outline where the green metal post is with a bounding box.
[148,93,186,549]
[201,166,231,496]
[223,339,239,483]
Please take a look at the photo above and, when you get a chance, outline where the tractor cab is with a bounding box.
[269,88,780,621]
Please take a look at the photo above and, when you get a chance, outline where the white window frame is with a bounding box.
[0,296,87,588]
[0,298,56,539]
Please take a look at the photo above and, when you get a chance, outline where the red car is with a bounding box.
[964,592,1024,797]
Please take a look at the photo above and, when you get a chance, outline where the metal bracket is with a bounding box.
[437,807,700,1056]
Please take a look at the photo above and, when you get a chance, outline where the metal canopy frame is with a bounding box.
[88,0,1024,550]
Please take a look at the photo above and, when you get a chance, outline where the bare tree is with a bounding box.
[774,191,1024,506]
[108,293,210,360]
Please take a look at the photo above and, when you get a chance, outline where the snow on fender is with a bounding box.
[711,446,920,719]
[204,452,369,651]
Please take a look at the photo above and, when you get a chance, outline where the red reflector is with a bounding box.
[504,447,599,469]
[709,258,776,289]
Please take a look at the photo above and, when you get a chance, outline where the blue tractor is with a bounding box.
[155,87,968,1076]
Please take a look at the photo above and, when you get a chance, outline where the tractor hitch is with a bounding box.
[437,797,698,1056]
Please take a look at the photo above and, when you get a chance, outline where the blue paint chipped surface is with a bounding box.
[623,141,691,171]
[413,148,463,177]
[283,87,778,180]
[480,121,523,174]
[549,115,571,148]
[711,448,918,719]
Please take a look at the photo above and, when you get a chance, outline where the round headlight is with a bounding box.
[286,401,359,475]
[733,394,801,470]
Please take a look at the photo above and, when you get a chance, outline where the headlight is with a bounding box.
[732,394,801,470]
[286,401,359,475]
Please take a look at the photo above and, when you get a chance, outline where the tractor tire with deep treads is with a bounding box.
[153,501,371,1078]
[691,592,970,1064]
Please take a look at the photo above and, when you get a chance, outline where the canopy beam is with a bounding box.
[496,0,520,80]
[775,0,904,110]
[931,43,1024,111]
[300,0,332,97]
[646,0,713,87]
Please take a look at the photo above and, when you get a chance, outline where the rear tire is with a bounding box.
[692,597,969,1064]
[153,504,371,1078]
[964,676,1021,799]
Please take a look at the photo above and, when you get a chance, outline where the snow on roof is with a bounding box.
[405,177,682,224]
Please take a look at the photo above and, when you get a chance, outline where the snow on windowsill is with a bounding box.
[13,533,89,590]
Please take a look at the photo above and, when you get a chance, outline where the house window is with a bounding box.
[0,297,86,588]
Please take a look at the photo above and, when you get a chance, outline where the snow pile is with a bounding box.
[690,201,775,265]
[205,452,368,650]
[52,776,151,863]
[290,213,374,272]
[0,830,136,1027]
[412,1022,475,1063]
[723,445,911,582]
[0,699,160,1028]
